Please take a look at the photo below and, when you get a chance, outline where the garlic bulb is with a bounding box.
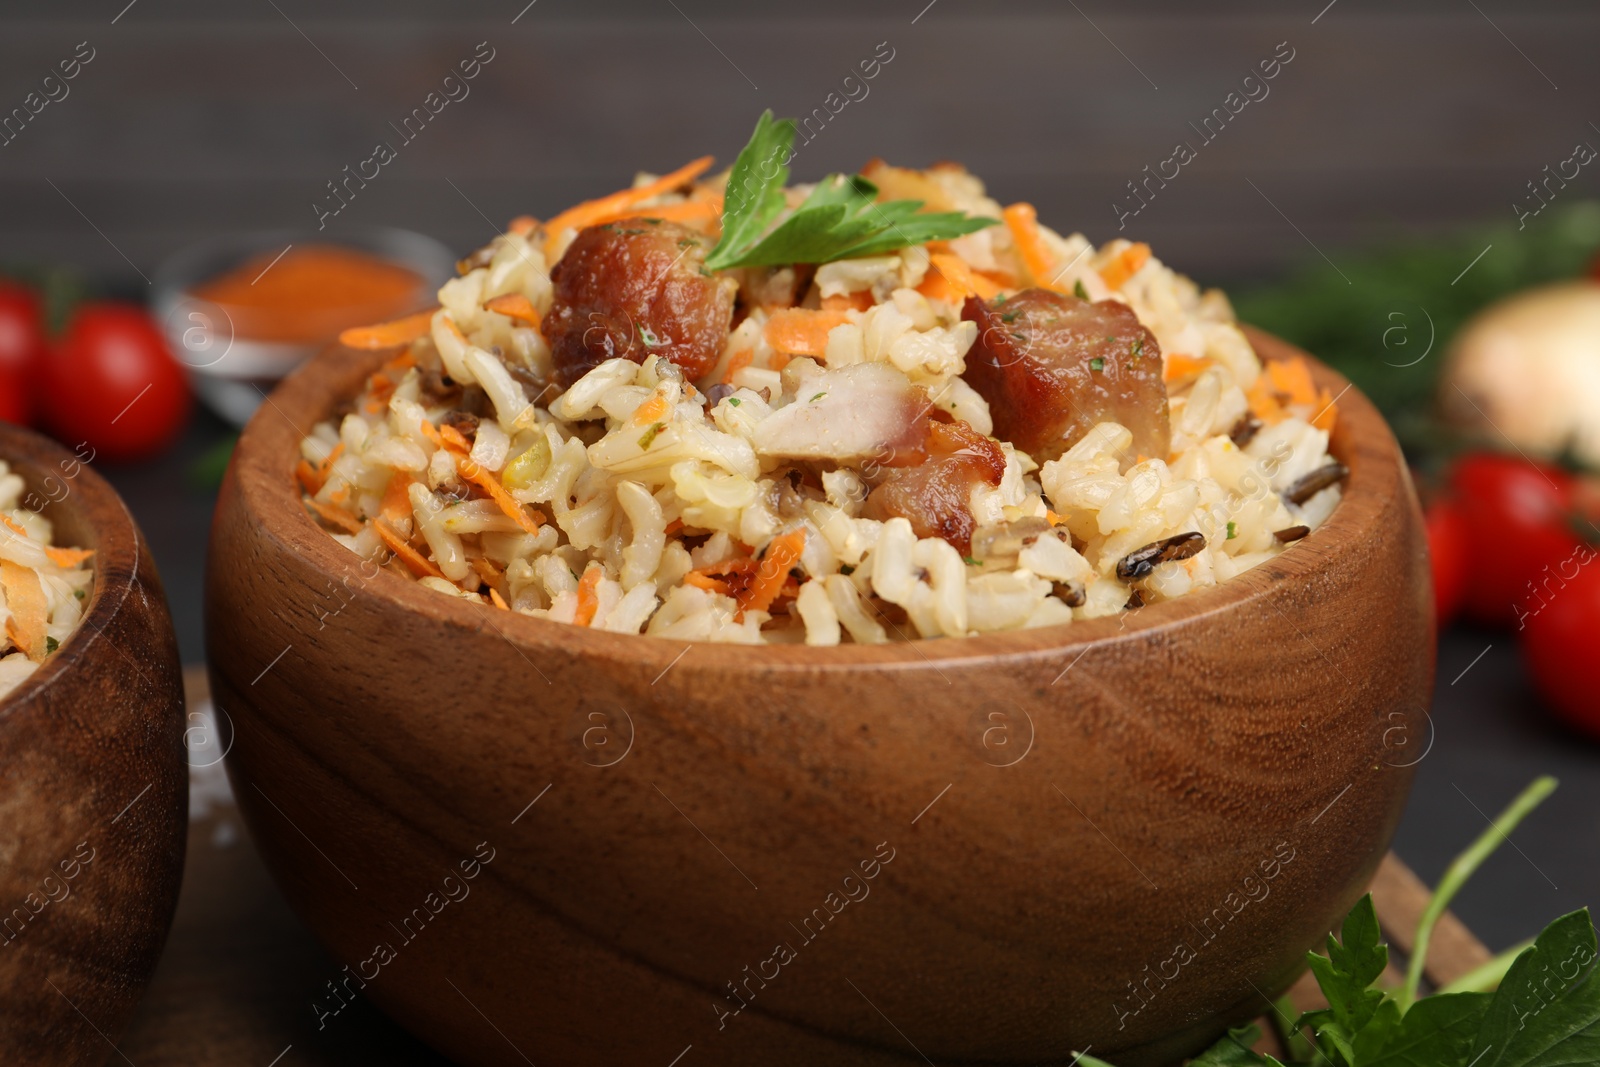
[1441,281,1600,465]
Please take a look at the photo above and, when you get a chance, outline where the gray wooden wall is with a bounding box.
[1,0,1596,287]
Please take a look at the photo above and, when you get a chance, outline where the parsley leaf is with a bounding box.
[1090,357,1105,371]
[1227,521,1238,540]
[45,635,59,654]
[704,111,997,271]
[1297,894,1389,1056]
[1187,1025,1287,1066]
[1074,279,1090,300]
[1465,908,1600,1067]
[638,422,666,449]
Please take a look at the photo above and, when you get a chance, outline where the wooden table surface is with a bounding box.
[114,671,1493,1066]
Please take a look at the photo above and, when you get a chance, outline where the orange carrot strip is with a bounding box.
[42,546,94,568]
[1266,356,1319,407]
[721,347,753,384]
[508,215,538,236]
[1310,392,1338,433]
[1246,378,1288,426]
[683,571,732,596]
[438,424,474,455]
[0,515,28,537]
[488,586,511,611]
[483,293,543,329]
[1002,203,1067,294]
[1,558,49,661]
[305,498,362,534]
[615,197,722,227]
[455,455,544,535]
[543,156,716,256]
[573,565,603,627]
[737,528,807,618]
[294,459,323,495]
[632,392,669,426]
[339,309,437,350]
[763,309,851,358]
[380,472,415,523]
[821,291,875,312]
[921,252,1002,304]
[1099,242,1151,291]
[374,519,443,579]
[664,518,685,535]
[1163,353,1214,384]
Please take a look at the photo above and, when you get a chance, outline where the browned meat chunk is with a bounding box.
[961,289,1169,462]
[545,218,736,385]
[864,419,1006,554]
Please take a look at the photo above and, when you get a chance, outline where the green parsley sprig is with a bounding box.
[703,110,997,272]
[1082,775,1597,1067]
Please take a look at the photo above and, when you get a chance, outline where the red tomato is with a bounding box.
[37,303,190,462]
[1450,453,1580,626]
[0,364,28,424]
[1425,497,1470,627]
[1523,550,1600,737]
[0,282,46,423]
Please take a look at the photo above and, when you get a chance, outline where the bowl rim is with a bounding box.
[227,325,1408,671]
[0,423,149,715]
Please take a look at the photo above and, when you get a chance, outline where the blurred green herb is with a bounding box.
[187,434,236,489]
[1233,202,1600,463]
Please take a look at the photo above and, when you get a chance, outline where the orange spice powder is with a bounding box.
[189,245,426,344]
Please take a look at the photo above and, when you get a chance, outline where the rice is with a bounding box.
[0,461,94,698]
[298,162,1342,645]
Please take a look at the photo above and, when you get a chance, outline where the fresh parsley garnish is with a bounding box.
[638,422,666,449]
[839,563,856,576]
[1227,521,1238,540]
[726,397,742,407]
[73,587,86,600]
[963,555,981,566]
[1093,777,1596,1067]
[1074,279,1090,300]
[637,324,661,347]
[704,110,997,271]
[809,392,827,403]
[1131,337,1144,357]
[45,636,59,653]
[1089,357,1104,371]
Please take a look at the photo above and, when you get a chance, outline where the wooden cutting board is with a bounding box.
[114,670,1491,1066]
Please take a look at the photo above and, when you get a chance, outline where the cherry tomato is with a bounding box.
[0,365,28,424]
[1425,497,1470,627]
[1450,453,1580,626]
[1522,549,1600,738]
[37,303,190,462]
[0,282,46,423]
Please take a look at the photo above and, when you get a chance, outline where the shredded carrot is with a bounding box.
[471,557,504,585]
[508,215,538,236]
[380,472,415,524]
[0,515,27,537]
[859,159,956,210]
[721,347,753,384]
[1163,353,1214,384]
[821,291,874,313]
[1246,378,1288,426]
[1002,203,1067,294]
[483,293,543,329]
[1,558,49,661]
[305,498,362,534]
[543,155,716,257]
[737,529,807,618]
[664,518,685,535]
[1099,243,1151,291]
[439,423,474,455]
[573,564,603,627]
[632,392,669,426]
[1266,357,1318,407]
[1310,398,1338,433]
[339,309,437,350]
[918,252,1002,305]
[295,443,344,496]
[458,456,544,535]
[374,519,443,579]
[488,586,511,611]
[763,309,850,358]
[1045,510,1065,527]
[613,196,722,228]
[683,571,732,595]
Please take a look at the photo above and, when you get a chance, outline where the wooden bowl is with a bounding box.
[0,424,187,1066]
[207,329,1431,1067]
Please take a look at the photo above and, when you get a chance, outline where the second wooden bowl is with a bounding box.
[0,424,187,1067]
[207,328,1431,1066]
